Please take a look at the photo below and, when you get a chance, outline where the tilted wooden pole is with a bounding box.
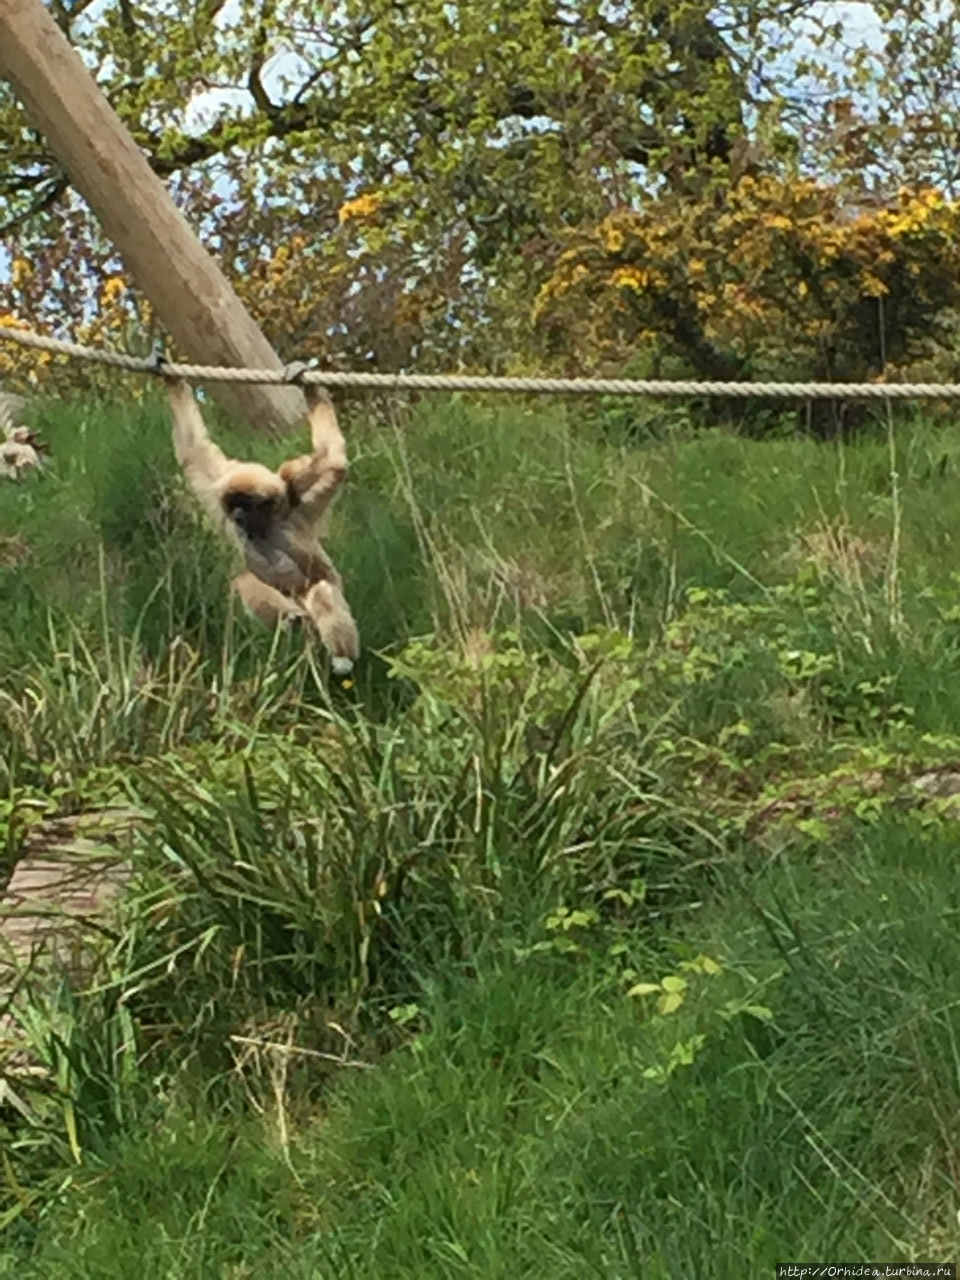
[0,0,306,433]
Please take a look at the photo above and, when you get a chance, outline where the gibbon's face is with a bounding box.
[219,464,290,539]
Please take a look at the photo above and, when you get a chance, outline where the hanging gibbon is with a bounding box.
[166,377,359,673]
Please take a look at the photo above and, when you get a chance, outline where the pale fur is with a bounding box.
[0,420,48,482]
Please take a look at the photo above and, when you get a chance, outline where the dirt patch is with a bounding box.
[0,808,142,1092]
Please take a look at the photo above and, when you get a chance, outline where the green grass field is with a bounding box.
[3,389,960,1275]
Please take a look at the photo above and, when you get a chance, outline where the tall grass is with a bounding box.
[3,393,960,1270]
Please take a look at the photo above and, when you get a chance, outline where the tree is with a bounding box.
[2,1,957,387]
[0,0,825,373]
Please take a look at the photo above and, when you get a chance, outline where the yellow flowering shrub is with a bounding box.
[0,311,52,388]
[534,177,960,384]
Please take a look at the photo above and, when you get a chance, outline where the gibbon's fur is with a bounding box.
[0,423,50,481]
[232,571,308,629]
[167,377,359,673]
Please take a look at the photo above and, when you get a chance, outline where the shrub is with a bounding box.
[534,177,960,395]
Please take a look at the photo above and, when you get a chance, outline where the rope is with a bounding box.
[3,322,960,400]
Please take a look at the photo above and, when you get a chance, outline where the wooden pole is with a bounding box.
[0,0,306,434]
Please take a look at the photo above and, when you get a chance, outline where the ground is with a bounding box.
[1,389,960,1275]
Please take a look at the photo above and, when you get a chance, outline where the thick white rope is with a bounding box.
[2,322,960,399]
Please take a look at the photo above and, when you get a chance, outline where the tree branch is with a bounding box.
[0,174,68,235]
[247,0,277,114]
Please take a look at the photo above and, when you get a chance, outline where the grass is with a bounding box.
[3,389,960,1273]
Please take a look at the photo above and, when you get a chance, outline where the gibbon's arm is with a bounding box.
[305,385,343,457]
[166,379,231,518]
[279,384,348,527]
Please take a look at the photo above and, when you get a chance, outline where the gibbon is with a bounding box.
[0,424,50,481]
[166,376,359,673]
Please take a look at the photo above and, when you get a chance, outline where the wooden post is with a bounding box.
[0,0,306,434]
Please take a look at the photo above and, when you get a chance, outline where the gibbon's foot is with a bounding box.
[302,579,360,671]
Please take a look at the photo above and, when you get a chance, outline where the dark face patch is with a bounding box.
[223,490,277,538]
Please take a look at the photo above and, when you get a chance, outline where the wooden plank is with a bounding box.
[0,0,307,434]
[0,808,140,998]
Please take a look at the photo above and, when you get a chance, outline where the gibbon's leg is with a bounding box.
[301,578,360,674]
[279,450,347,529]
[236,564,359,672]
[232,572,307,630]
[251,528,361,671]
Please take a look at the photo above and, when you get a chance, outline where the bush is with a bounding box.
[534,177,960,398]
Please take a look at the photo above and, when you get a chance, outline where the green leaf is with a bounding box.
[657,990,685,1015]
[743,1005,774,1022]
[626,983,662,998]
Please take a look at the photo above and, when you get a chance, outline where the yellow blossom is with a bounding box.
[611,266,646,292]
[860,273,889,297]
[338,192,383,224]
[11,258,33,288]
[100,275,126,306]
